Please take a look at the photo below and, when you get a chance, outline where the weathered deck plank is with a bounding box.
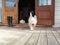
[13,31,34,45]
[24,31,40,45]
[52,30,60,45]
[0,27,60,45]
[37,30,47,45]
[0,30,32,45]
[47,30,58,45]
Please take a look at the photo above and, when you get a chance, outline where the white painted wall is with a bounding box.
[0,0,2,22]
[53,0,60,27]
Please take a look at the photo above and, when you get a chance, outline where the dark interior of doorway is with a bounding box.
[18,0,35,23]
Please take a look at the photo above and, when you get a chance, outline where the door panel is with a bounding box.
[2,0,18,25]
[35,0,55,25]
[38,11,50,19]
[38,20,52,25]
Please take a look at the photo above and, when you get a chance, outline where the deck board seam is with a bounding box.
[24,31,38,45]
[51,30,60,45]
[35,31,41,45]
[46,30,48,45]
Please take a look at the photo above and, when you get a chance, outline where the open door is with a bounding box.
[2,0,18,25]
[18,0,35,23]
[35,0,55,25]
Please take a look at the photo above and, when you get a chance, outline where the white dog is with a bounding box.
[28,12,37,30]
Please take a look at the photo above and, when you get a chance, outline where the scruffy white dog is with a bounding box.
[28,12,37,30]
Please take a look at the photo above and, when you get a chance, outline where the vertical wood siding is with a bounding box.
[53,0,60,27]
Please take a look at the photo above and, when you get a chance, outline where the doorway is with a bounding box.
[18,0,35,23]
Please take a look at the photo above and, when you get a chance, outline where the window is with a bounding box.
[39,0,51,6]
[5,0,16,8]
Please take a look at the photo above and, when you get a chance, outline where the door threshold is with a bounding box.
[14,23,29,28]
[0,22,2,26]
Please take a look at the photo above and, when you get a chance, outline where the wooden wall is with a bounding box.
[2,0,18,25]
[53,0,60,27]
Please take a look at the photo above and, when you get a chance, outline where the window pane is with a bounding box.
[39,0,51,6]
[48,0,51,5]
[39,0,43,6]
[5,0,16,8]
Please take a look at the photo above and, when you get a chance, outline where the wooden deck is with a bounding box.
[0,26,60,45]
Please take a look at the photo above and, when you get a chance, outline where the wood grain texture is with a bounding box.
[0,27,60,45]
[2,0,18,25]
[35,0,55,25]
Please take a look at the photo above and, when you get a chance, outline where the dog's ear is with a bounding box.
[30,12,33,17]
[34,15,37,20]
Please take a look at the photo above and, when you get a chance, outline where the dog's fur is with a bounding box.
[28,12,37,30]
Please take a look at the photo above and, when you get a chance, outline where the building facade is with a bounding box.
[0,0,60,27]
